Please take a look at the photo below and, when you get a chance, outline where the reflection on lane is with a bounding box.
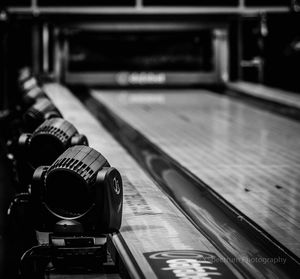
[91,90,300,258]
[79,91,300,278]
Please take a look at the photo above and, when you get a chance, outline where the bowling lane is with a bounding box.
[91,89,300,258]
[44,84,247,279]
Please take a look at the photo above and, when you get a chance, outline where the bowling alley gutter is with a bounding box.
[74,88,300,279]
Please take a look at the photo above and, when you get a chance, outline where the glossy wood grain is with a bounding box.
[44,84,244,279]
[228,81,300,109]
[91,89,300,258]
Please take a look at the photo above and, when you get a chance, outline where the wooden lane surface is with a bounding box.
[43,84,244,279]
[227,81,300,109]
[91,89,300,258]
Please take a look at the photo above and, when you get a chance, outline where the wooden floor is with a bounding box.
[227,81,300,109]
[91,89,300,258]
[44,84,247,279]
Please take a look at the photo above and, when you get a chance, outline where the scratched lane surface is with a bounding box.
[91,89,300,258]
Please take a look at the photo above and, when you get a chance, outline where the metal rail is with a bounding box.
[7,6,290,15]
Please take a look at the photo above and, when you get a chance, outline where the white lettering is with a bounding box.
[128,72,166,84]
[162,258,222,278]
